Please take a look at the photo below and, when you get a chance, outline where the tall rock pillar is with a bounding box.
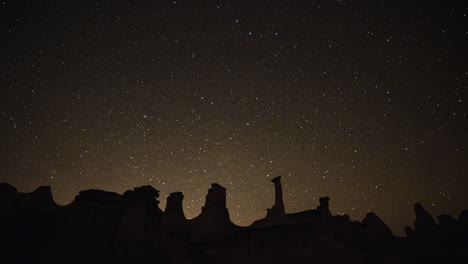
[267,176,285,219]
[163,192,187,231]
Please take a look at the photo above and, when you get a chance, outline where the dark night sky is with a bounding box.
[1,1,467,235]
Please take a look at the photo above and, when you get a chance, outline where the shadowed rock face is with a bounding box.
[1,180,468,264]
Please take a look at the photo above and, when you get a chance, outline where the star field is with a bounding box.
[1,1,468,235]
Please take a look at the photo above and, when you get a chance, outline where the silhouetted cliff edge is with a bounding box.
[0,178,467,264]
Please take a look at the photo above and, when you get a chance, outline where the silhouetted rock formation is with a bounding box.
[0,184,61,264]
[459,210,468,229]
[116,185,163,262]
[413,202,443,241]
[438,214,458,236]
[191,183,234,241]
[362,212,394,239]
[459,210,468,241]
[51,189,123,263]
[1,179,468,264]
[0,182,18,195]
[163,192,187,231]
[405,225,415,238]
[317,196,331,218]
[161,192,190,263]
[251,176,319,227]
[266,176,285,220]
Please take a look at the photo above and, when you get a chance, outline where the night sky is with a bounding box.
[1,1,468,235]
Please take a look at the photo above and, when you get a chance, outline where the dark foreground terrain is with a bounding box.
[1,176,467,264]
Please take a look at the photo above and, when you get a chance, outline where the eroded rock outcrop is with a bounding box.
[163,192,187,231]
[50,189,123,263]
[190,183,234,240]
[405,225,415,238]
[1,180,468,264]
[317,196,331,218]
[438,214,459,236]
[115,185,163,261]
[161,192,190,263]
[0,182,17,195]
[362,212,394,239]
[0,183,62,264]
[413,203,441,239]
[266,176,286,220]
[459,210,468,229]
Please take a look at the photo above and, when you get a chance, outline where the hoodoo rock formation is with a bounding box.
[266,176,285,220]
[1,177,467,264]
[317,196,331,218]
[163,192,187,231]
[191,183,234,241]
